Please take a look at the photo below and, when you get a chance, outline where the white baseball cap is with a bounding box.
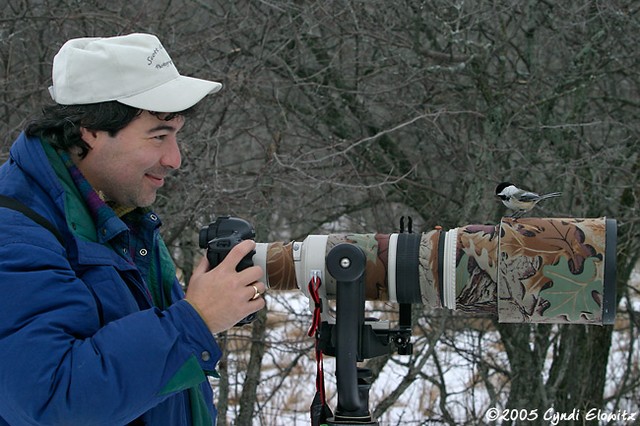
[48,33,222,112]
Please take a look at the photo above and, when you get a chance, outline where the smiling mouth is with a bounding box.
[145,174,165,187]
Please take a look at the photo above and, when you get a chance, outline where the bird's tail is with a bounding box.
[540,192,562,200]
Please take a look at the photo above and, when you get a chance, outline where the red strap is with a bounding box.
[307,275,327,405]
[307,275,322,337]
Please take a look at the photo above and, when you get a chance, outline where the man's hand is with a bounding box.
[185,239,266,333]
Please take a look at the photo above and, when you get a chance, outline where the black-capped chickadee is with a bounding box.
[495,182,562,217]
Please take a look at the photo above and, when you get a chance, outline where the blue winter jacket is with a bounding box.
[0,132,221,425]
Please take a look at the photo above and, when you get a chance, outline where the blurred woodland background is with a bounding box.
[1,1,639,425]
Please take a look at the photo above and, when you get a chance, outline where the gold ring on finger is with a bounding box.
[251,285,260,300]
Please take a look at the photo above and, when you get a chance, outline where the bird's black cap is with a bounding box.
[495,181,513,195]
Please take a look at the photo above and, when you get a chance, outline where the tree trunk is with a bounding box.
[215,331,230,426]
[236,306,268,425]
[547,325,613,425]
[498,323,551,426]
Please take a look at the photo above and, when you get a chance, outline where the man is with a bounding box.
[0,33,266,425]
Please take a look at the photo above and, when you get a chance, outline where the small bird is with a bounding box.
[495,181,562,217]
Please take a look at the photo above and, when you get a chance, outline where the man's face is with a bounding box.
[78,111,185,208]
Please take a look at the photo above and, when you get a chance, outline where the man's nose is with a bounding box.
[161,138,182,170]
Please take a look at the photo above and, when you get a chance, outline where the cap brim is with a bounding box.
[117,75,222,112]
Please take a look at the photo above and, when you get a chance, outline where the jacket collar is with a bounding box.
[9,132,66,206]
[40,140,131,245]
[10,131,140,245]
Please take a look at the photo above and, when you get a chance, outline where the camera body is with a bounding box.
[199,216,257,325]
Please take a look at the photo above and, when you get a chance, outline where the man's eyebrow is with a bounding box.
[147,124,179,134]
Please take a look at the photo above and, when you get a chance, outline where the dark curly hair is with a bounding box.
[25,101,195,158]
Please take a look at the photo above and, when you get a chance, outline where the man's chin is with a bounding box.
[137,195,157,208]
[121,192,157,210]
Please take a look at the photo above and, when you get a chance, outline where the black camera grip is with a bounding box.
[199,216,258,326]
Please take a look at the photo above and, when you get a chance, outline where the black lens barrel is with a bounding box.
[395,233,422,304]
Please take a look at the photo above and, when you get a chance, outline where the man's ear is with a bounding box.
[79,127,100,148]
